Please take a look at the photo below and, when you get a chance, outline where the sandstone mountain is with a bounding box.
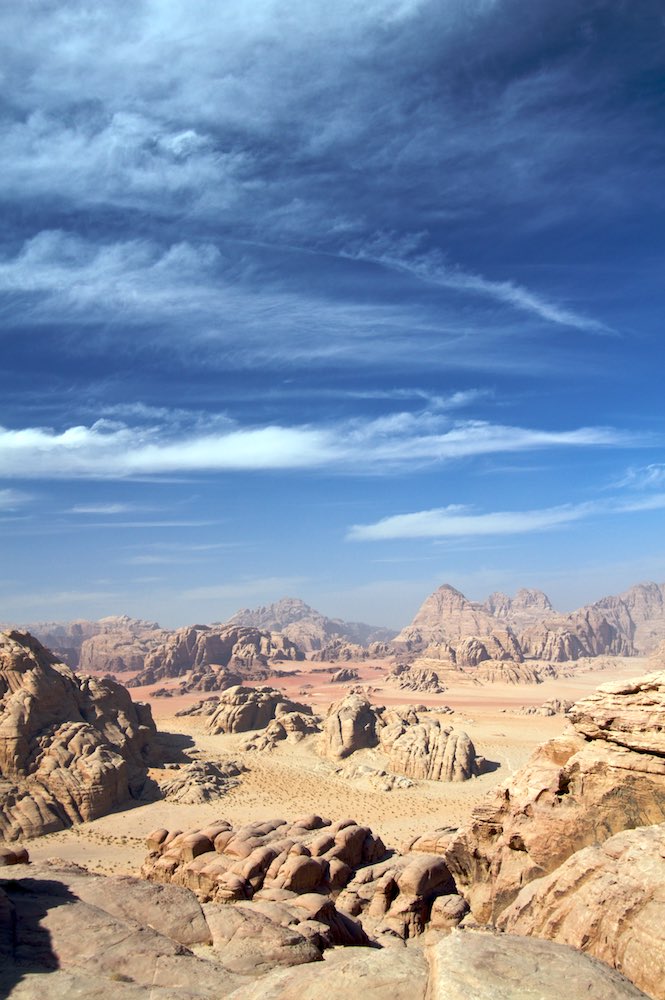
[225,597,396,652]
[9,615,167,671]
[0,630,157,841]
[127,624,304,687]
[396,580,665,664]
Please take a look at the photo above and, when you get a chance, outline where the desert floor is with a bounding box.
[26,655,648,876]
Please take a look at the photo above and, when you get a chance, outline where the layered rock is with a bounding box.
[381,717,479,782]
[159,760,246,803]
[394,585,499,652]
[595,581,665,654]
[455,629,523,665]
[77,617,169,673]
[311,641,368,662]
[483,588,556,627]
[128,625,304,687]
[445,670,665,924]
[205,686,313,735]
[0,630,157,841]
[240,711,322,752]
[498,823,665,1000]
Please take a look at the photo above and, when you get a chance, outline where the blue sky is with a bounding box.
[1,0,664,628]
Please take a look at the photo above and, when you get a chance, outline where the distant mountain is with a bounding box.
[225,596,396,653]
[395,581,665,663]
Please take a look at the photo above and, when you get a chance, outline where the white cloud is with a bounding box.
[348,493,665,541]
[68,503,137,514]
[615,463,665,490]
[0,412,633,479]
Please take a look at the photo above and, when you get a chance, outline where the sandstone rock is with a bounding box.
[426,929,649,1000]
[0,630,157,841]
[311,642,368,662]
[128,624,304,687]
[205,686,313,735]
[320,695,382,759]
[445,671,665,923]
[241,712,322,751]
[569,671,665,754]
[329,667,360,683]
[393,585,499,652]
[159,760,245,803]
[78,617,170,674]
[386,664,446,694]
[515,698,573,716]
[223,942,429,1000]
[380,717,479,782]
[454,629,523,666]
[498,823,665,1000]
[483,588,556,627]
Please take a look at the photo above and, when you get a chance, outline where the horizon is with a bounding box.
[1,2,664,628]
[4,576,664,633]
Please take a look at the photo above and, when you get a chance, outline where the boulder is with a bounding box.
[320,695,382,759]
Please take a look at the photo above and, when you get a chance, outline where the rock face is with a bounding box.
[445,670,665,924]
[320,694,382,759]
[205,686,314,736]
[77,616,169,673]
[395,580,665,664]
[381,717,478,782]
[128,624,304,687]
[498,823,665,1000]
[395,585,499,651]
[226,597,395,653]
[159,760,246,804]
[320,695,480,783]
[0,631,157,841]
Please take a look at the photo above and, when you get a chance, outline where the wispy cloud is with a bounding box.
[345,236,613,334]
[0,489,31,510]
[615,463,665,490]
[0,412,635,479]
[348,493,665,540]
[68,502,139,514]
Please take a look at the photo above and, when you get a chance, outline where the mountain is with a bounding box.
[225,596,396,652]
[396,581,665,663]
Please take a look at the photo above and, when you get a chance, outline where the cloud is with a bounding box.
[0,489,30,510]
[0,411,634,479]
[615,463,665,490]
[345,237,612,334]
[348,493,665,540]
[68,503,138,514]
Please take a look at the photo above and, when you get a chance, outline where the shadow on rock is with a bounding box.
[0,877,77,995]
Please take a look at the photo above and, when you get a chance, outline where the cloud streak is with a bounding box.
[348,494,665,541]
[0,412,635,480]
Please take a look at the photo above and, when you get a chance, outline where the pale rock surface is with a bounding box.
[394,585,499,651]
[454,629,523,666]
[240,711,322,751]
[380,717,478,782]
[483,588,556,627]
[386,664,447,694]
[320,694,382,759]
[0,630,156,841]
[205,686,313,735]
[426,929,649,1000]
[159,760,246,803]
[498,823,665,1000]
[445,670,665,923]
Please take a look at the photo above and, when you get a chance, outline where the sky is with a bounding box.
[0,0,664,629]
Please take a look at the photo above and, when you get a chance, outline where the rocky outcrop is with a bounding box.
[595,581,665,654]
[445,670,665,924]
[240,711,322,751]
[158,760,246,803]
[380,717,479,782]
[515,697,573,716]
[498,823,665,1000]
[320,694,382,759]
[0,631,157,841]
[454,629,523,665]
[519,607,632,662]
[329,667,360,683]
[205,686,313,735]
[311,642,368,661]
[226,597,395,653]
[128,624,304,687]
[386,664,446,694]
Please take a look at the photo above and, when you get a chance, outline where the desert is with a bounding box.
[2,582,665,998]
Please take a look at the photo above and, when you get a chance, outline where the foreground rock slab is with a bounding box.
[426,930,649,1000]
[498,823,665,1000]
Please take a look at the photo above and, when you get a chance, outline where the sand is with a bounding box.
[25,655,648,876]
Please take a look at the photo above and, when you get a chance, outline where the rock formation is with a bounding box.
[320,695,480,782]
[320,694,382,759]
[394,585,499,651]
[158,760,246,803]
[386,663,446,693]
[225,596,395,652]
[240,711,322,752]
[127,624,304,687]
[498,823,665,1000]
[77,616,170,673]
[445,670,665,924]
[380,716,479,782]
[205,686,314,736]
[0,630,157,841]
[483,588,556,627]
[454,629,523,665]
